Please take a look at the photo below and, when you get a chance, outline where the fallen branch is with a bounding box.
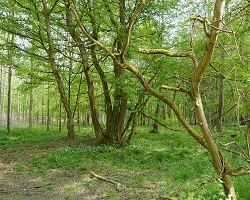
[90,171,122,191]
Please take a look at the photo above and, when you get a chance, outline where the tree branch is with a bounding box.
[67,2,119,65]
[121,0,148,59]
[226,166,250,176]
[161,85,191,96]
[90,171,122,191]
[139,111,183,132]
[138,48,193,58]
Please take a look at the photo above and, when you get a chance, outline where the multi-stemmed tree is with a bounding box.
[0,0,249,198]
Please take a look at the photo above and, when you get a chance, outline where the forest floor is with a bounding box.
[0,139,136,200]
[0,125,249,200]
[0,128,162,200]
[0,136,121,200]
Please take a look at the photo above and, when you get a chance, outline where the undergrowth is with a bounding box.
[0,125,249,199]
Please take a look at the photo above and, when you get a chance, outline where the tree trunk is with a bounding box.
[190,0,236,198]
[217,77,224,131]
[85,68,104,143]
[42,85,45,125]
[59,100,62,132]
[112,0,128,144]
[77,105,80,132]
[46,84,50,131]
[7,62,12,134]
[42,0,75,146]
[151,100,160,134]
[29,80,33,128]
[67,0,237,197]
[0,66,2,122]
[65,3,103,143]
[206,78,212,126]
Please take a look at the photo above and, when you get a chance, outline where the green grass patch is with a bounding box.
[0,125,249,199]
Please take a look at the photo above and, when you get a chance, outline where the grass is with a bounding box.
[0,124,249,199]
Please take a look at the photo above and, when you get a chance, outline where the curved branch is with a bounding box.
[120,0,148,59]
[67,2,119,65]
[124,61,207,149]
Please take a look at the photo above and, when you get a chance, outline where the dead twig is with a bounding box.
[90,171,123,191]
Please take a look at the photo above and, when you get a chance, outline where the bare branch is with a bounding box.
[138,111,183,132]
[220,141,249,163]
[90,171,122,191]
[161,85,191,96]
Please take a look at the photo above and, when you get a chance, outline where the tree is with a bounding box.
[42,0,75,146]
[6,33,14,133]
[67,0,250,198]
[0,0,249,197]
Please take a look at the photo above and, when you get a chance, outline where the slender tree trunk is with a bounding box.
[77,105,80,132]
[151,100,160,134]
[42,0,75,146]
[7,63,12,134]
[0,66,2,122]
[190,0,236,198]
[6,32,14,133]
[47,84,50,131]
[89,36,113,142]
[42,85,45,125]
[59,100,62,132]
[217,76,224,131]
[17,91,20,123]
[29,80,33,128]
[206,78,212,126]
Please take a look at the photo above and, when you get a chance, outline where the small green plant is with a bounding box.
[41,185,55,193]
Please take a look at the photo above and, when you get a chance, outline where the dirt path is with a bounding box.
[0,144,113,200]
[0,161,113,200]
[0,137,156,200]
